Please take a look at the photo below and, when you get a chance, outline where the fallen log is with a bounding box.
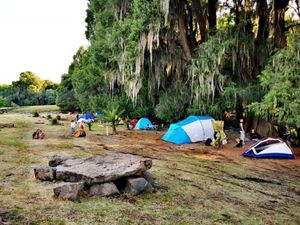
[0,123,14,128]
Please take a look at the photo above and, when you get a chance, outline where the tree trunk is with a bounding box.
[186,3,198,49]
[256,0,269,42]
[253,0,269,78]
[235,96,244,123]
[273,0,289,48]
[191,0,207,42]
[112,125,117,134]
[243,0,253,34]
[177,0,192,61]
[208,0,217,33]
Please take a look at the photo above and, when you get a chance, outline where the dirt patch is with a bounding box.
[107,130,300,175]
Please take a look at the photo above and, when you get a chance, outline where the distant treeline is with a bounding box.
[0,71,57,107]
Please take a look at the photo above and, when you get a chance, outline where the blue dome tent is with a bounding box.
[162,116,214,144]
[95,112,104,117]
[134,118,154,130]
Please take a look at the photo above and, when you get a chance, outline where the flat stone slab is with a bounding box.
[55,153,152,185]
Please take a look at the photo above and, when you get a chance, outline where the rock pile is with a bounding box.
[34,153,154,201]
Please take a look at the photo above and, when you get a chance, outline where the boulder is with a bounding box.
[89,182,119,196]
[55,153,152,185]
[124,177,154,196]
[48,155,76,167]
[33,166,55,181]
[53,182,85,201]
[142,171,155,186]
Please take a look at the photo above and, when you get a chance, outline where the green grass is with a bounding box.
[0,139,27,149]
[11,105,59,113]
[0,111,299,225]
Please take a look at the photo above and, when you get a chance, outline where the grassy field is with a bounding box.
[0,107,300,225]
[9,105,60,114]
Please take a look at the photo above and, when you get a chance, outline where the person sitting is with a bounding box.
[236,139,243,148]
[250,129,261,141]
[37,129,45,139]
[146,124,151,130]
[32,129,45,139]
[32,131,38,139]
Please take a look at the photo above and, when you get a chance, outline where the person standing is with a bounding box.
[283,124,291,147]
[239,118,245,145]
[79,120,85,130]
[70,120,76,135]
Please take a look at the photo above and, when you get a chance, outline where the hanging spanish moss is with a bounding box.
[58,0,300,124]
[188,32,233,105]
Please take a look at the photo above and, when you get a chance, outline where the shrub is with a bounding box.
[51,118,59,125]
[32,112,39,117]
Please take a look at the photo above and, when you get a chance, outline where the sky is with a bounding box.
[0,0,89,84]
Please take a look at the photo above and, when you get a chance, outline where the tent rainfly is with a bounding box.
[162,116,215,144]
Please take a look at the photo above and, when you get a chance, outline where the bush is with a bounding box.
[155,84,190,122]
[47,114,52,120]
[51,118,59,125]
[32,111,39,117]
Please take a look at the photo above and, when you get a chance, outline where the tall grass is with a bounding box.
[11,105,59,113]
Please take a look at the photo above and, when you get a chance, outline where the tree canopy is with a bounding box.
[56,0,300,127]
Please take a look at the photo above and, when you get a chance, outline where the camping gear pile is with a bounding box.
[73,130,86,137]
[211,121,227,147]
[33,153,154,201]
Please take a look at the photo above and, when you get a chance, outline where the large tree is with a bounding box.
[59,0,299,127]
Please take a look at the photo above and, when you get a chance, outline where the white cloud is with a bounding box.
[0,0,89,84]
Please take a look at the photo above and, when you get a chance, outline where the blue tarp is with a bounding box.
[78,114,94,122]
